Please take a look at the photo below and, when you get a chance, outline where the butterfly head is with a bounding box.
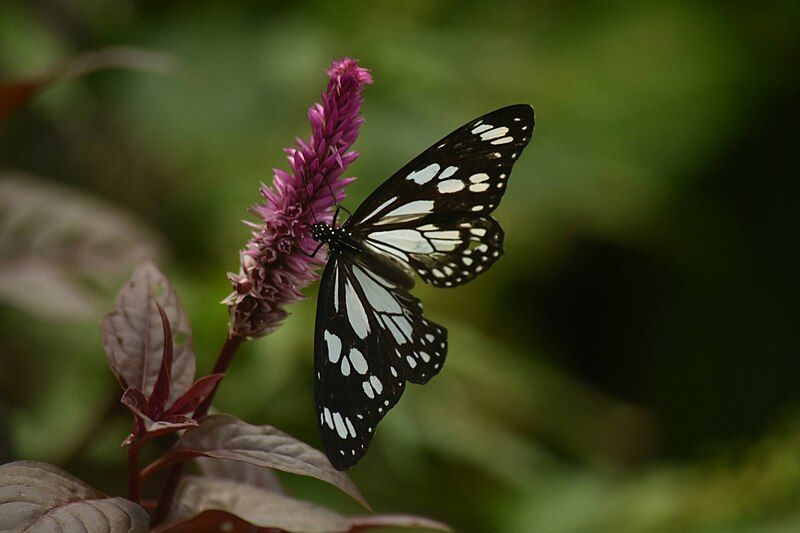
[311,222,333,244]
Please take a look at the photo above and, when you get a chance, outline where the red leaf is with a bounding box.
[155,477,449,533]
[0,461,149,531]
[0,78,49,120]
[101,262,196,404]
[120,387,150,420]
[196,457,284,494]
[141,414,368,509]
[148,303,174,417]
[166,374,225,417]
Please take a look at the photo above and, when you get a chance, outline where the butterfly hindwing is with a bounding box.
[361,215,504,288]
[314,253,446,469]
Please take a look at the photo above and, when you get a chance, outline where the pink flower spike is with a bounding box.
[226,58,372,337]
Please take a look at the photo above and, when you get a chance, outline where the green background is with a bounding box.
[1,1,800,531]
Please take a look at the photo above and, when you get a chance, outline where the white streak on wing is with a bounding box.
[366,240,409,262]
[470,228,487,236]
[406,163,440,184]
[471,123,493,134]
[383,200,435,219]
[437,179,464,193]
[480,126,509,141]
[431,239,459,252]
[345,279,370,339]
[370,229,434,253]
[427,230,460,239]
[324,331,341,363]
[333,412,348,439]
[382,315,407,344]
[348,347,369,375]
[324,407,333,429]
[491,136,514,145]
[361,196,397,223]
[346,417,357,437]
[469,183,490,192]
[392,315,413,338]
[439,165,458,179]
[332,264,340,312]
[352,265,402,314]
[470,173,490,183]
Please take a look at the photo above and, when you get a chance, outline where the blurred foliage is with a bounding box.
[1,1,799,531]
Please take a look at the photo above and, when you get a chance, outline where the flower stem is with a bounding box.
[150,333,245,525]
[127,437,141,504]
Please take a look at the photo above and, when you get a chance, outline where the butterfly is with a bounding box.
[310,104,535,469]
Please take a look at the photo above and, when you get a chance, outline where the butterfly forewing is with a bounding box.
[347,104,534,228]
[345,104,533,286]
[314,254,446,469]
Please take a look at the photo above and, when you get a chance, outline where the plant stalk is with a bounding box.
[150,333,245,525]
[127,437,142,504]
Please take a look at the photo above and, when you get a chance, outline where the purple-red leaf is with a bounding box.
[348,515,451,531]
[121,387,150,420]
[156,476,449,533]
[166,374,225,417]
[101,262,195,405]
[0,78,47,120]
[142,414,367,508]
[148,303,174,417]
[0,173,163,321]
[196,457,284,494]
[0,461,149,532]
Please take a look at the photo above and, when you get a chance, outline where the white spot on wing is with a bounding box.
[439,165,458,180]
[491,136,514,145]
[469,183,490,192]
[370,229,434,253]
[341,357,351,376]
[406,163,440,184]
[345,279,370,339]
[349,347,369,375]
[438,179,465,193]
[362,380,374,398]
[324,331,341,363]
[480,126,509,141]
[470,173,490,183]
[370,375,383,394]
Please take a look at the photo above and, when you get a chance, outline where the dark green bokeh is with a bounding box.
[1,1,799,531]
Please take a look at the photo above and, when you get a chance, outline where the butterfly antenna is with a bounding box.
[298,169,319,224]
[323,148,352,216]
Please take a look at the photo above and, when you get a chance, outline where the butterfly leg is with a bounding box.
[296,242,325,258]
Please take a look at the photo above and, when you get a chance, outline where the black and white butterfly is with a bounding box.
[311,104,535,469]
